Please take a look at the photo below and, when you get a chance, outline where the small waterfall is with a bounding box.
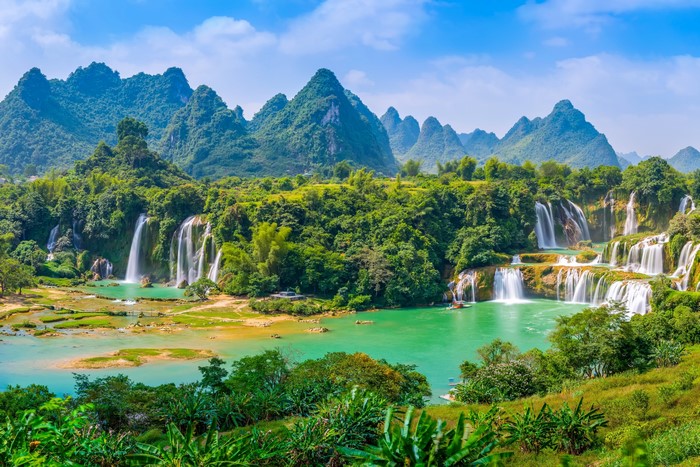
[534,202,558,249]
[90,258,113,279]
[626,234,667,275]
[558,268,596,303]
[560,199,591,244]
[673,243,700,291]
[47,225,59,253]
[511,255,522,265]
[603,191,615,240]
[207,249,223,283]
[125,214,149,283]
[609,241,620,267]
[604,281,652,316]
[171,216,216,286]
[623,192,638,235]
[679,195,696,214]
[493,268,526,303]
[556,255,599,266]
[454,270,477,303]
[72,219,83,250]
[592,275,609,305]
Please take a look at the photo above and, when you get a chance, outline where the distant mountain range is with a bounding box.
[1,62,698,177]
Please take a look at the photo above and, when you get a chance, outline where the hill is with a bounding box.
[380,107,420,157]
[491,100,620,168]
[403,117,466,172]
[668,146,700,172]
[252,68,397,175]
[458,129,499,159]
[0,62,192,174]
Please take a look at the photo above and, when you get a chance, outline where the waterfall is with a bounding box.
[604,281,652,316]
[679,195,696,214]
[454,270,477,303]
[47,225,59,253]
[558,268,595,303]
[556,255,599,266]
[90,258,113,279]
[609,241,620,267]
[511,255,522,265]
[560,199,591,244]
[125,214,149,283]
[534,202,558,249]
[171,216,216,286]
[626,234,667,275]
[207,249,223,283]
[72,219,83,250]
[623,192,638,235]
[673,243,700,291]
[604,191,615,240]
[592,275,609,305]
[493,268,526,303]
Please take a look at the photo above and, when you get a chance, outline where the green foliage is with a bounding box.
[184,277,217,300]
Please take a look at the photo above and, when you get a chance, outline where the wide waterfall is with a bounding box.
[90,258,113,279]
[679,195,696,214]
[623,191,638,235]
[592,275,609,305]
[534,202,558,249]
[604,281,652,316]
[560,199,591,244]
[46,225,59,253]
[207,249,223,283]
[493,268,526,303]
[451,270,477,303]
[557,268,596,303]
[171,216,217,286]
[125,214,149,283]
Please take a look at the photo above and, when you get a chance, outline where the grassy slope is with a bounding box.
[425,346,700,466]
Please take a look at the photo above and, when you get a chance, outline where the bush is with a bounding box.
[454,360,538,404]
[346,294,372,311]
[648,421,700,465]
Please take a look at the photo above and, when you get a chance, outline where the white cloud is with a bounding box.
[520,0,700,30]
[343,69,374,89]
[356,53,700,156]
[279,0,427,54]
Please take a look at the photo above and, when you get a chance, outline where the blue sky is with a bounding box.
[2,0,700,156]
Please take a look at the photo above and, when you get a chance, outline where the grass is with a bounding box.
[53,317,115,329]
[72,348,215,368]
[0,307,31,321]
[423,345,700,466]
[39,315,67,323]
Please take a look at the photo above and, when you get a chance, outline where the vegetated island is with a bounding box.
[62,347,215,369]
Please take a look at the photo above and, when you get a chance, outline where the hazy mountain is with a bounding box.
[490,100,620,168]
[380,107,420,156]
[253,68,397,175]
[404,117,466,172]
[617,151,644,166]
[0,62,192,174]
[669,146,700,172]
[458,129,499,159]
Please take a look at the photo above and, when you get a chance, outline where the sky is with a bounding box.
[2,0,700,157]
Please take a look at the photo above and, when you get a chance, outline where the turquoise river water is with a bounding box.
[0,299,585,400]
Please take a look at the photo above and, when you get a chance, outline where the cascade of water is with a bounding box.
[125,214,149,283]
[556,268,564,301]
[673,242,694,277]
[511,255,522,265]
[454,270,477,303]
[604,191,615,240]
[679,195,696,214]
[592,275,609,305]
[626,234,667,275]
[91,258,113,279]
[207,249,223,283]
[674,243,700,291]
[47,225,59,253]
[564,268,579,302]
[493,268,526,303]
[72,219,83,250]
[171,216,216,286]
[560,199,591,243]
[556,255,599,266]
[534,202,558,249]
[623,192,638,235]
[571,270,595,303]
[604,281,652,316]
[609,241,620,267]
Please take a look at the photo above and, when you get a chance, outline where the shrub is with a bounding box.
[648,421,700,465]
[346,294,372,311]
[454,359,538,404]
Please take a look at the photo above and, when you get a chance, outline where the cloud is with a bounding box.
[279,0,427,54]
[519,0,700,30]
[343,69,374,89]
[543,36,569,47]
[356,53,700,156]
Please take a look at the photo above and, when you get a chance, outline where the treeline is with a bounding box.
[0,118,697,307]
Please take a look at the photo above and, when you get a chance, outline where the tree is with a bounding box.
[185,277,217,300]
[117,117,148,142]
[401,159,422,177]
[0,258,34,296]
[477,338,520,366]
[252,222,291,278]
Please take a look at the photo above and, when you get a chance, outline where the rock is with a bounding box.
[177,280,189,289]
[140,277,153,288]
[270,334,281,339]
[306,327,329,333]
[355,320,374,325]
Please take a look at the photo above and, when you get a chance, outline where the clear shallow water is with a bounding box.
[0,299,584,400]
[81,281,185,300]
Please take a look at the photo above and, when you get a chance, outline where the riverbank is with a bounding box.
[61,347,216,369]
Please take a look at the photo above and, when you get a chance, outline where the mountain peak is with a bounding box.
[302,68,344,96]
[552,99,574,112]
[669,146,700,172]
[16,67,51,109]
[67,62,121,95]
